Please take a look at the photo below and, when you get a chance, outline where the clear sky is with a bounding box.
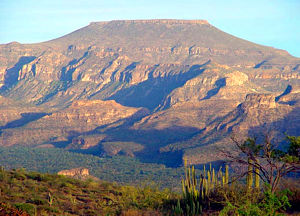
[1,0,299,57]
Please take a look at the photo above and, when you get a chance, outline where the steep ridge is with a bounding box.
[0,100,148,147]
[1,19,299,105]
[161,90,300,164]
[0,95,48,128]
[0,19,299,165]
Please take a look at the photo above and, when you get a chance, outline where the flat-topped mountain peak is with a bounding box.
[0,19,299,165]
[90,19,210,25]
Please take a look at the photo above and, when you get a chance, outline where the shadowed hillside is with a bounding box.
[0,19,299,166]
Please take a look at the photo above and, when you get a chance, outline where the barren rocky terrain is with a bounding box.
[0,19,299,166]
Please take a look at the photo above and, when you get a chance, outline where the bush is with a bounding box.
[0,172,7,181]
[27,196,46,205]
[14,203,36,216]
[38,205,60,214]
[219,185,291,216]
[280,178,300,212]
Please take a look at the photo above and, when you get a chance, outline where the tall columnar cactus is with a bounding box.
[255,159,260,189]
[217,168,222,187]
[212,168,216,187]
[175,162,231,215]
[180,163,203,215]
[247,158,253,190]
[225,164,229,184]
[222,176,226,186]
[207,171,211,191]
[48,192,54,206]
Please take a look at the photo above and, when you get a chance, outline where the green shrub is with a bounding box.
[27,196,46,205]
[26,172,43,181]
[219,185,291,216]
[14,203,36,216]
[259,187,291,216]
[12,170,26,181]
[38,205,60,214]
[0,172,7,181]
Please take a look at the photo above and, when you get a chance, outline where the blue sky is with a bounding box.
[1,0,299,57]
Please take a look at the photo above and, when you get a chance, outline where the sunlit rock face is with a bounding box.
[58,167,89,177]
[0,20,299,165]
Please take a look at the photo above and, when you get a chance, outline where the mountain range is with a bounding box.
[0,19,299,166]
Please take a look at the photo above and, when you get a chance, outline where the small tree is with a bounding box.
[223,134,300,193]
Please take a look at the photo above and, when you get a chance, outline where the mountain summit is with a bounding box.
[0,19,299,166]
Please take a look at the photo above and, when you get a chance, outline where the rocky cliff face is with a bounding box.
[0,100,147,147]
[58,167,89,177]
[0,20,299,165]
[57,167,96,180]
[162,92,300,165]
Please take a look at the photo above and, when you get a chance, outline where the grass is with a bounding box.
[0,168,178,215]
[1,166,299,215]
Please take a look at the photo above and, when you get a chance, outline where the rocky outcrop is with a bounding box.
[225,71,248,86]
[35,100,145,131]
[67,134,107,149]
[0,100,148,147]
[0,96,46,127]
[57,167,99,181]
[276,85,300,105]
[17,51,69,81]
[100,142,144,157]
[241,94,276,110]
[160,91,298,165]
[211,93,283,134]
[58,167,89,177]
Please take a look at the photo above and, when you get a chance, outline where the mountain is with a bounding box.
[0,19,299,166]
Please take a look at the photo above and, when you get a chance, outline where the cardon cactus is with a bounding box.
[174,162,231,215]
[255,159,260,189]
[247,158,253,190]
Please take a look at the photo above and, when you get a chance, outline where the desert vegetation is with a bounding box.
[0,135,299,215]
[0,146,185,189]
[0,167,177,215]
[173,135,300,215]
[174,163,299,215]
